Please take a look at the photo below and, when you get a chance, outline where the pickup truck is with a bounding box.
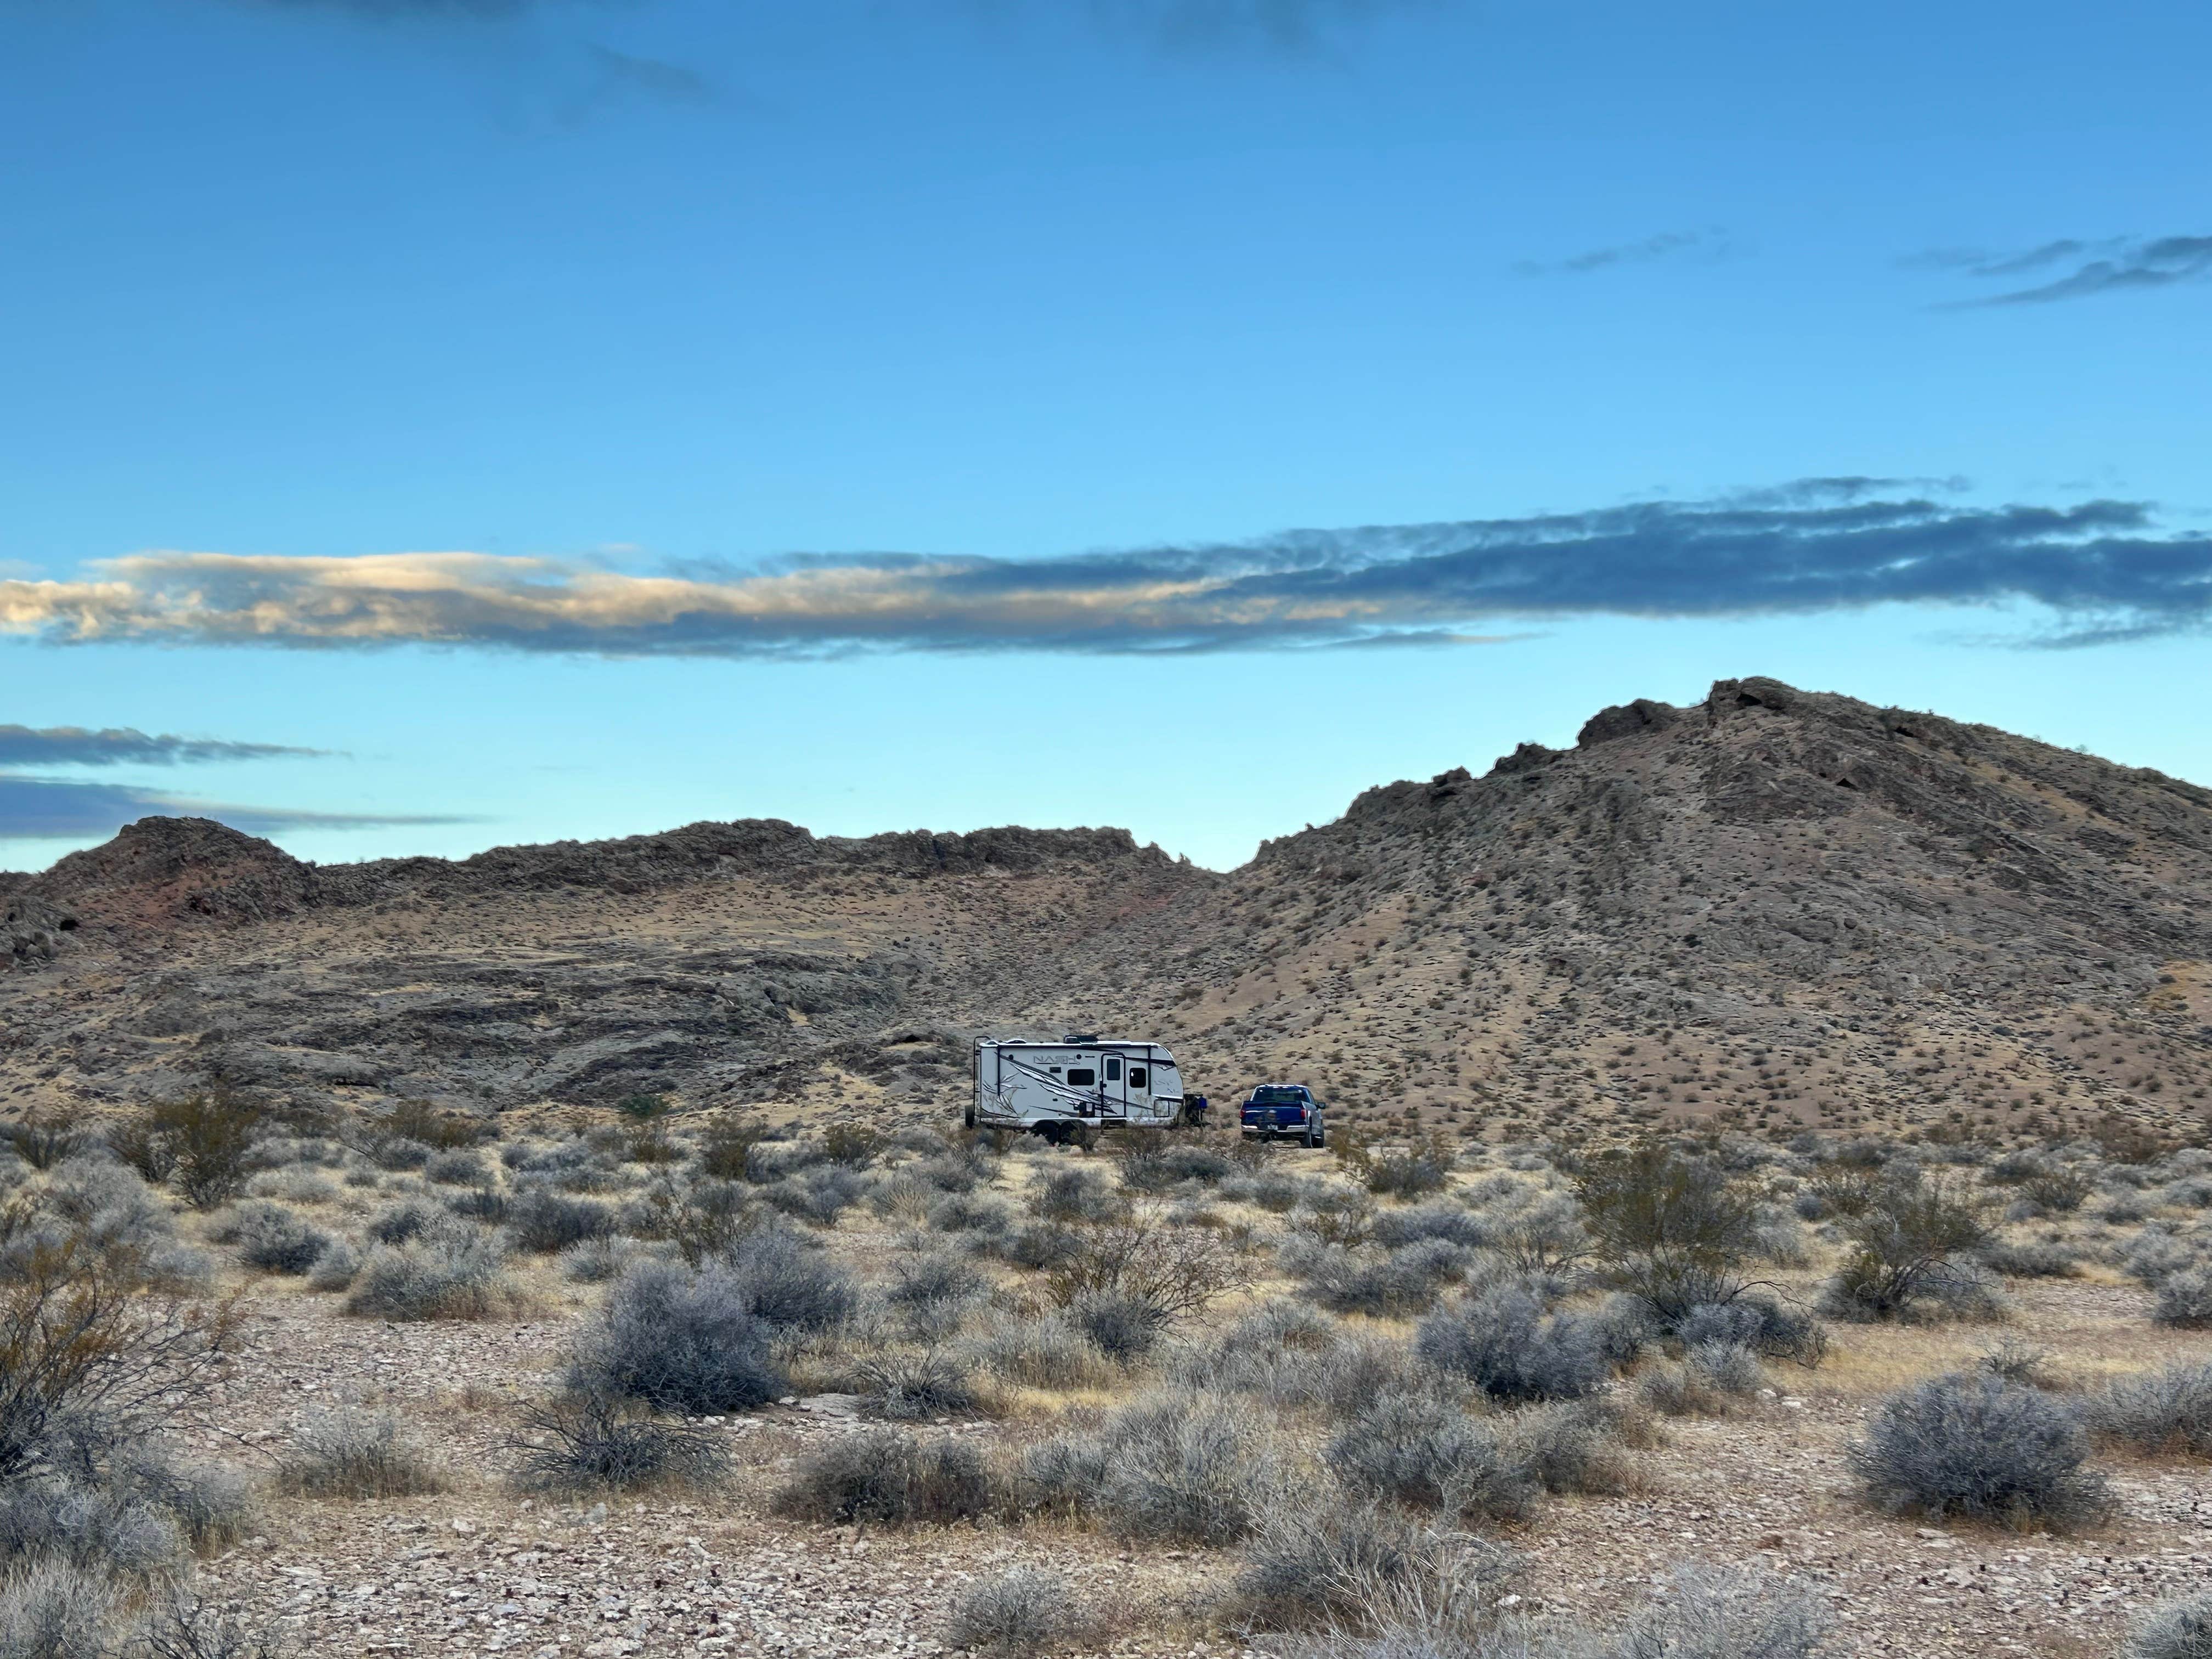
[1240,1083,1327,1147]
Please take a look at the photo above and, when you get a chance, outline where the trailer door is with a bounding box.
[1101,1052,1127,1119]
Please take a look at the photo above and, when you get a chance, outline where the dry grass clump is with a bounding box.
[774,1428,995,1525]
[274,1408,446,1499]
[944,1567,1084,1658]
[1018,1389,1276,1544]
[2084,1361,2212,1459]
[2125,1590,2212,1659]
[343,1225,522,1321]
[504,1392,731,1496]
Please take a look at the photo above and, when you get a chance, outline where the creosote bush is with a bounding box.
[1573,1144,1762,1325]
[1849,1370,2108,1529]
[1821,1175,1993,1322]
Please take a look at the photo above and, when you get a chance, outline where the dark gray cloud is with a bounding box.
[1917,235,2212,306]
[0,776,465,840]
[1515,228,1731,278]
[0,724,325,768]
[6,483,2209,655]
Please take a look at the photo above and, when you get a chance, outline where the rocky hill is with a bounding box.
[4,676,2209,1144]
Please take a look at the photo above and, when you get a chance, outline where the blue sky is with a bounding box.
[3,0,2209,872]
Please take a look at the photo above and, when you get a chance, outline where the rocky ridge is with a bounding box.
[4,677,2210,1142]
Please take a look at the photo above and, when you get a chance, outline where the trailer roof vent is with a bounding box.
[1062,1032,1099,1043]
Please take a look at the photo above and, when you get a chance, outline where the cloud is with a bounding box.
[1916,235,2212,306]
[1081,0,1448,51]
[0,725,325,768]
[5,484,2210,656]
[1515,228,1731,278]
[0,776,466,840]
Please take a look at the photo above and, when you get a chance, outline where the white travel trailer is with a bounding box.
[969,1035,1186,1141]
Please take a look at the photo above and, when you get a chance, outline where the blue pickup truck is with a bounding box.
[1240,1083,1327,1147]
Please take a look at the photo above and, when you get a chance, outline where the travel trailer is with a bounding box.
[969,1035,1186,1141]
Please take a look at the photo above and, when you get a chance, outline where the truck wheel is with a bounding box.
[1306,1118,1324,1148]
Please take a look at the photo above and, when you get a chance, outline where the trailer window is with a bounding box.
[1104,1058,1121,1082]
[1130,1068,1148,1090]
[1066,1068,1096,1086]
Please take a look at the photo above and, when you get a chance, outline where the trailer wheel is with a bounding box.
[964,1104,976,1129]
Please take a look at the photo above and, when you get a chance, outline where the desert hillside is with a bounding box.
[5,676,2210,1146]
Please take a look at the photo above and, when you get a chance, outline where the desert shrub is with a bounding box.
[216,1203,330,1276]
[1415,1284,1609,1403]
[1338,1128,1457,1199]
[1369,1203,1487,1251]
[443,1184,509,1226]
[988,1221,1082,1271]
[1978,1238,2082,1279]
[306,1240,359,1291]
[567,1261,784,1413]
[1574,1144,1762,1325]
[363,1198,443,1246]
[421,1149,488,1187]
[147,1096,263,1210]
[0,1560,115,1659]
[929,1192,1013,1235]
[130,1585,296,1659]
[505,1189,614,1254]
[639,1176,757,1268]
[105,1118,179,1187]
[2127,1590,2212,1659]
[1675,1296,1826,1365]
[1325,1388,1534,1523]
[2122,1227,2203,1286]
[1849,1370,2108,1528]
[368,1136,432,1173]
[1020,1390,1274,1544]
[1821,1175,1993,1322]
[275,1408,445,1498]
[944,1566,1080,1659]
[343,1227,518,1321]
[379,1101,487,1151]
[1034,1167,1121,1224]
[1686,1339,1763,1396]
[2020,1167,2094,1214]
[3,1111,88,1173]
[1610,1562,1825,1659]
[967,1314,1118,1391]
[1485,1195,1594,1276]
[851,1347,981,1418]
[554,1237,632,1284]
[1287,1238,1468,1318]
[504,1391,730,1494]
[821,1124,883,1168]
[1044,1214,1246,1329]
[244,1169,337,1206]
[2085,1361,2212,1459]
[2155,1267,2212,1329]
[697,1116,771,1182]
[1172,1301,1401,1409]
[1232,1500,1514,1632]
[761,1165,868,1226]
[1063,1289,1166,1363]
[1503,1400,1632,1496]
[715,1228,854,1334]
[776,1428,994,1525]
